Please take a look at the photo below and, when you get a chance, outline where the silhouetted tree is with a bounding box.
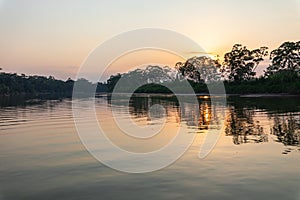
[96,82,108,93]
[265,41,300,76]
[221,44,268,82]
[0,71,108,95]
[175,56,221,83]
[106,73,121,92]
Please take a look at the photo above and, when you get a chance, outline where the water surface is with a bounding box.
[0,95,300,200]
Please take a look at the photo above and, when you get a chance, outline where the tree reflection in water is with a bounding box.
[225,107,268,145]
[271,114,300,154]
[224,104,300,154]
[107,95,300,154]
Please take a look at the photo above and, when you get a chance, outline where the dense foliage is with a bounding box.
[0,72,72,95]
[0,71,107,96]
[265,41,300,76]
[1,41,299,96]
[224,71,300,94]
[220,44,268,82]
[175,56,221,83]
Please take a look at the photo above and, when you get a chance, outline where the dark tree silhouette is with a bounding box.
[265,41,300,76]
[0,71,108,96]
[225,106,267,145]
[271,113,300,154]
[175,56,221,83]
[2,42,300,96]
[106,73,121,92]
[221,44,268,82]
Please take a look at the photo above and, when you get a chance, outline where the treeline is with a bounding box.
[0,71,108,96]
[107,40,300,94]
[125,72,300,94]
[1,41,299,96]
[224,71,300,94]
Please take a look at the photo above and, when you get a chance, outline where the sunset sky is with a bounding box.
[0,0,299,80]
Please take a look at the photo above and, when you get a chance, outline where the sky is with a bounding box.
[0,0,299,81]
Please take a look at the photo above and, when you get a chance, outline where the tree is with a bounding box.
[221,44,268,82]
[175,56,221,83]
[106,73,121,92]
[265,41,300,76]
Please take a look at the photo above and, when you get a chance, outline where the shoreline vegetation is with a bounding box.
[1,41,299,97]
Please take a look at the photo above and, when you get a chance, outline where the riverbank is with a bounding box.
[1,71,300,96]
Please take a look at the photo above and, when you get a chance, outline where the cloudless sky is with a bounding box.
[0,0,299,80]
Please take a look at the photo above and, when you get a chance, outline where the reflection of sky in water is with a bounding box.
[0,96,300,199]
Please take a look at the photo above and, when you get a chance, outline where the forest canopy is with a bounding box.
[1,41,299,96]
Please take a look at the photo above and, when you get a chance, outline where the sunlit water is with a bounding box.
[0,95,300,200]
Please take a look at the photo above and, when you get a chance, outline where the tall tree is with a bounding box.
[175,56,221,83]
[265,41,300,76]
[221,44,268,82]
